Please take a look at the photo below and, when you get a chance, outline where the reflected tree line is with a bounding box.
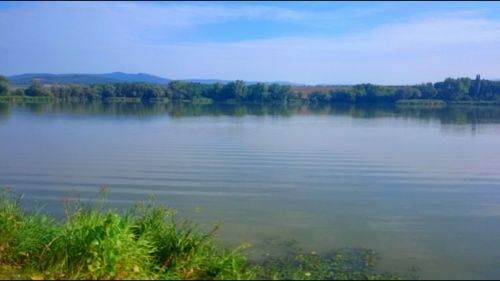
[1,100,500,126]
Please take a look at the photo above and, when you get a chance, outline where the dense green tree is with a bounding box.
[0,75,9,96]
[331,90,355,102]
[476,80,500,101]
[309,91,331,104]
[416,83,437,99]
[395,87,422,100]
[203,83,224,100]
[168,81,189,100]
[25,80,52,97]
[435,78,471,101]
[469,75,482,100]
[248,83,269,102]
[102,84,117,99]
[268,84,292,103]
[8,76,500,104]
[11,88,25,96]
[221,80,248,100]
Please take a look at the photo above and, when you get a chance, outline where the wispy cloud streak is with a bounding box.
[0,2,499,84]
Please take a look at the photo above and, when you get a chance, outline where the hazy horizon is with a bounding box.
[1,1,500,84]
[4,71,494,87]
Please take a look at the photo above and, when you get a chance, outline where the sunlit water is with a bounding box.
[1,102,500,279]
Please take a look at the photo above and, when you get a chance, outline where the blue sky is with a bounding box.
[1,1,500,85]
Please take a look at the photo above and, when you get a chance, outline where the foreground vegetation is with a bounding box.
[1,74,499,105]
[0,189,408,280]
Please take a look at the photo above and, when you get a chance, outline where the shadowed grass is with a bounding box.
[0,189,410,280]
[0,96,54,103]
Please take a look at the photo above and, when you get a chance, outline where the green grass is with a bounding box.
[448,100,500,105]
[0,189,410,280]
[104,97,143,103]
[0,96,54,103]
[395,99,446,107]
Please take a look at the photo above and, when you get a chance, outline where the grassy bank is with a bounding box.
[0,96,54,103]
[396,99,500,107]
[448,100,500,105]
[2,95,498,107]
[395,99,446,107]
[0,190,407,280]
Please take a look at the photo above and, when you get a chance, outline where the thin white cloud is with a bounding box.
[0,2,499,84]
[133,13,500,84]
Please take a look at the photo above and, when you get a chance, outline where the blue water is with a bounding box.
[1,102,500,279]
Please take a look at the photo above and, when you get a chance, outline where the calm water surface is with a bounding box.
[1,102,500,279]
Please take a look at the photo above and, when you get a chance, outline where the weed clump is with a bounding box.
[0,190,254,280]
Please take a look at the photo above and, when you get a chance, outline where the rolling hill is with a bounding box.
[7,72,302,87]
[7,72,171,86]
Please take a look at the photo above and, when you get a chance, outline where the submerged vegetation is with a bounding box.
[1,74,499,105]
[0,189,409,280]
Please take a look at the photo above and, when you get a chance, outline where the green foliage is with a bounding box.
[248,83,269,102]
[38,81,297,104]
[395,87,421,100]
[5,75,500,104]
[0,96,53,103]
[309,91,331,104]
[0,190,256,280]
[11,89,25,97]
[221,80,248,100]
[301,76,499,104]
[415,83,437,99]
[435,78,472,101]
[45,209,153,279]
[0,75,9,96]
[25,80,52,97]
[0,190,58,267]
[0,189,410,280]
[258,249,405,280]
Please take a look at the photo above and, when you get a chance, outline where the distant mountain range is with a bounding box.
[7,72,170,86]
[7,72,302,86]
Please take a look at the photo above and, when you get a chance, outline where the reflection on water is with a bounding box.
[3,100,500,127]
[1,101,500,279]
[0,102,11,122]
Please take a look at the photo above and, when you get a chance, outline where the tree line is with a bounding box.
[1,75,499,103]
[1,78,300,103]
[307,76,500,104]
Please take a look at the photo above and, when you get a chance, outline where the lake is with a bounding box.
[1,102,500,279]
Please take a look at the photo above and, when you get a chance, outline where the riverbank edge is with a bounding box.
[1,95,499,107]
